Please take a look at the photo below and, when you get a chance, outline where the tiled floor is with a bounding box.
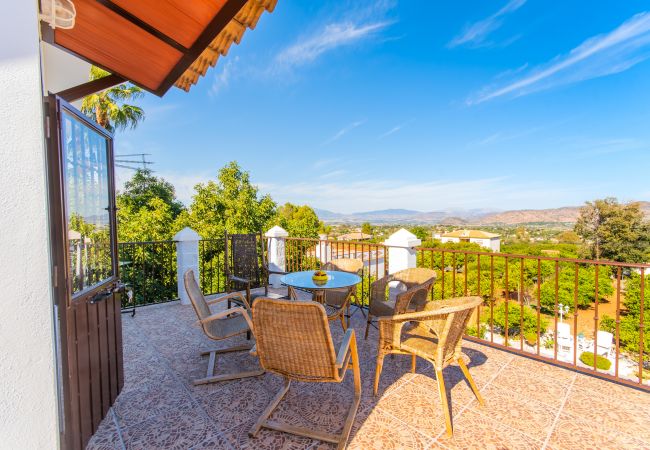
[88,289,650,449]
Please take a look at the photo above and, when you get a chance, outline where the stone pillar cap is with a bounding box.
[173,227,201,241]
[265,226,289,238]
[383,228,421,247]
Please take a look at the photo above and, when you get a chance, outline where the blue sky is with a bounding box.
[117,0,650,214]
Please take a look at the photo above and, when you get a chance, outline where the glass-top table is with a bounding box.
[280,270,362,291]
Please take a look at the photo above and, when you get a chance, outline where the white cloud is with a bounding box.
[449,0,526,48]
[276,21,391,70]
[322,120,365,145]
[210,56,238,97]
[378,124,402,139]
[468,12,650,105]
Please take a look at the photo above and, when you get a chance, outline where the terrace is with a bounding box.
[84,229,650,449]
[88,288,650,449]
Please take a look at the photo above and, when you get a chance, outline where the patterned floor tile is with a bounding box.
[546,413,649,449]
[120,406,211,450]
[435,408,544,450]
[562,383,650,441]
[87,299,650,450]
[467,384,557,441]
[86,411,124,450]
[347,407,433,450]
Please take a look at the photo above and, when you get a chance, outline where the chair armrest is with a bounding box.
[369,274,394,304]
[229,275,251,285]
[336,328,356,369]
[199,306,255,334]
[262,263,286,276]
[378,296,482,324]
[206,291,249,308]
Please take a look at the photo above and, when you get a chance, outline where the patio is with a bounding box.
[88,289,650,449]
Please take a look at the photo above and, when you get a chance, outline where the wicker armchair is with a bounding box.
[183,269,264,385]
[224,231,286,307]
[249,298,361,449]
[374,296,484,436]
[365,268,436,339]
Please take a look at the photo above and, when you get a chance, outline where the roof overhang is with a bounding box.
[41,0,276,97]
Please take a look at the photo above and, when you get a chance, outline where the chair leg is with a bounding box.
[374,353,385,395]
[193,345,264,385]
[337,336,362,450]
[436,368,453,437]
[249,378,291,437]
[364,315,372,340]
[411,354,417,373]
[339,314,347,332]
[458,357,484,406]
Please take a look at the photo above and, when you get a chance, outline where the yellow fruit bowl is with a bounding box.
[312,271,328,285]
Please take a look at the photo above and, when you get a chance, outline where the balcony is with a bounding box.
[88,285,650,449]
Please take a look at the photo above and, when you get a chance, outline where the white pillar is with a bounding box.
[383,228,421,274]
[174,227,201,305]
[265,226,288,288]
[315,233,330,265]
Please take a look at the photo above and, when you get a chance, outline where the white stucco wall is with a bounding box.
[0,1,59,448]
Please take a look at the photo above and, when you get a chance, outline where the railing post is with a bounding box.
[265,226,288,288]
[173,227,201,305]
[316,233,329,265]
[383,228,421,274]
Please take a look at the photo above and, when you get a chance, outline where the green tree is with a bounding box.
[117,197,179,242]
[118,169,184,217]
[557,230,581,244]
[361,222,374,236]
[181,161,276,238]
[81,66,144,132]
[272,203,322,238]
[574,198,650,263]
[539,265,613,313]
[409,225,429,241]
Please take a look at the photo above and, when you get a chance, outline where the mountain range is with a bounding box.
[314,202,650,225]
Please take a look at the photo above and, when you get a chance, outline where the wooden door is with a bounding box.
[47,96,124,450]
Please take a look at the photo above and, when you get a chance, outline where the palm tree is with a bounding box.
[81,66,145,132]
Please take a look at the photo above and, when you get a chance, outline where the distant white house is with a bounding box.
[434,229,501,252]
[337,232,372,241]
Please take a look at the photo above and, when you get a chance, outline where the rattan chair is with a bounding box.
[365,268,436,339]
[183,269,264,385]
[224,231,287,308]
[249,298,361,450]
[374,296,484,436]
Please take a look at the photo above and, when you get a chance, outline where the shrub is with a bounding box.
[579,352,612,371]
[600,315,616,334]
[483,301,549,337]
[523,330,539,346]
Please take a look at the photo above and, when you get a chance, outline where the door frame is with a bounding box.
[45,94,123,450]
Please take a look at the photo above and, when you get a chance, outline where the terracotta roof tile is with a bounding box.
[174,0,277,92]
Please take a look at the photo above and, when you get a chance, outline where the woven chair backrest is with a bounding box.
[418,296,482,364]
[394,279,435,315]
[184,269,211,321]
[252,298,338,381]
[393,268,437,288]
[323,258,363,274]
[227,233,261,284]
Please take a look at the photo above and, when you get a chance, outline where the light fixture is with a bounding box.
[40,0,76,30]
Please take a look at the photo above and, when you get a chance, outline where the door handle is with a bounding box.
[89,289,112,304]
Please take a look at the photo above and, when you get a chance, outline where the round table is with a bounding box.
[281,270,363,328]
[281,270,361,292]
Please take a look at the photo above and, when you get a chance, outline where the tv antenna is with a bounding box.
[114,153,155,171]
